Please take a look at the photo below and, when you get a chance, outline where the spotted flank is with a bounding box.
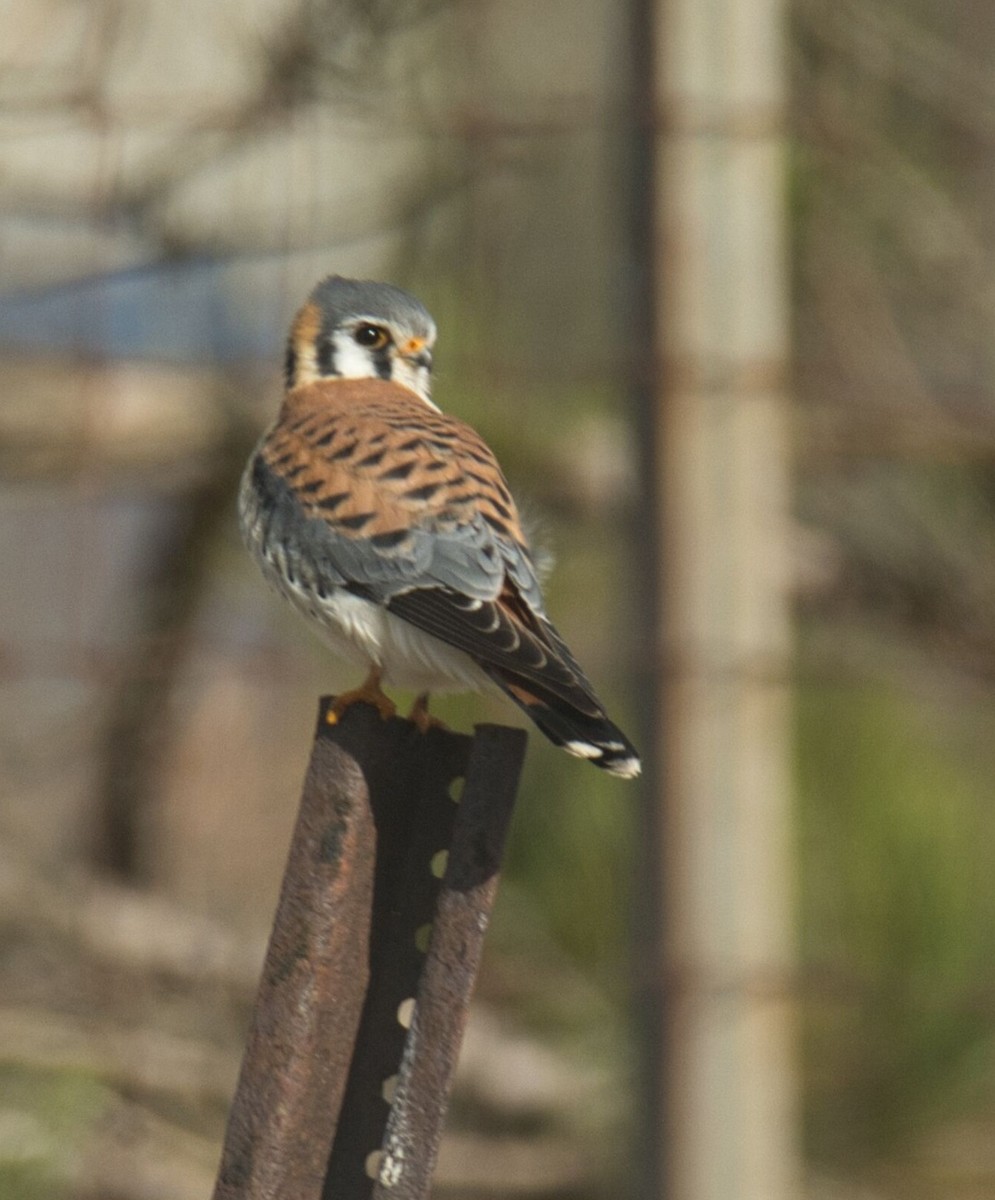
[238,274,642,779]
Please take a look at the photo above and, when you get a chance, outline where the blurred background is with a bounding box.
[3,0,995,1198]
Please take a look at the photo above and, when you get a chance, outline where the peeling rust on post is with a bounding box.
[319,703,475,1198]
[372,724,526,1199]
[212,700,526,1200]
[212,727,376,1200]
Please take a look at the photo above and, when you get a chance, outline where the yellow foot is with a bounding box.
[408,693,449,734]
[326,668,397,724]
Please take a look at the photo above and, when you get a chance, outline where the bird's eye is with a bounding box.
[353,324,389,349]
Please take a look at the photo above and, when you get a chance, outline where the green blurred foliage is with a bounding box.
[798,675,995,1164]
[0,1068,109,1200]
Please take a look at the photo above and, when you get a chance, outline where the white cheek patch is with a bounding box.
[392,359,440,411]
[331,329,379,379]
[329,327,439,410]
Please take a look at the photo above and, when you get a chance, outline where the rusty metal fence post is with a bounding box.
[212,698,527,1200]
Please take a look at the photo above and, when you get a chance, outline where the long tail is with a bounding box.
[491,676,641,779]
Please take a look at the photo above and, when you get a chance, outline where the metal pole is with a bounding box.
[636,0,801,1195]
[212,701,526,1200]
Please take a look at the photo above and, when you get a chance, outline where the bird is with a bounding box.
[239,275,641,778]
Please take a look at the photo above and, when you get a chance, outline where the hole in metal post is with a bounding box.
[448,776,465,803]
[430,849,448,879]
[365,1150,384,1180]
[397,998,415,1029]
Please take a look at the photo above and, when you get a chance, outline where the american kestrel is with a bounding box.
[239,276,641,778]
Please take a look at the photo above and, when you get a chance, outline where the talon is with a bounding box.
[327,666,397,724]
[408,692,448,734]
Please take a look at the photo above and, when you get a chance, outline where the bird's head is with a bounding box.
[285,275,437,407]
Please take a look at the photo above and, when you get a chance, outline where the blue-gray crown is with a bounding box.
[309,276,436,342]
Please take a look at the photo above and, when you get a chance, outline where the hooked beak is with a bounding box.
[399,336,432,371]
